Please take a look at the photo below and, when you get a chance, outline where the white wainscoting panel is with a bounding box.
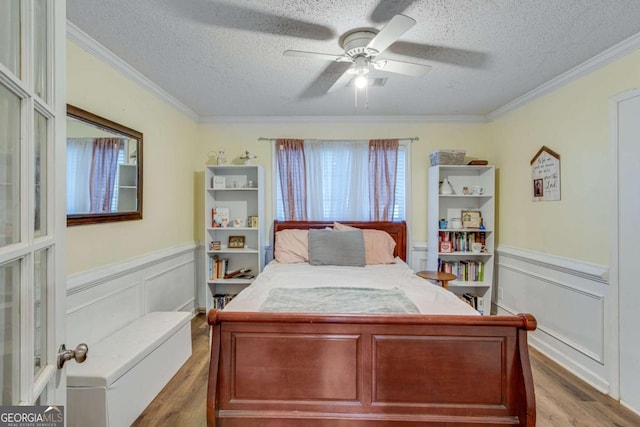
[410,242,428,272]
[496,245,611,393]
[145,259,195,312]
[67,243,197,348]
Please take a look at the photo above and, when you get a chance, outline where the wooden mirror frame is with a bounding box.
[66,104,143,226]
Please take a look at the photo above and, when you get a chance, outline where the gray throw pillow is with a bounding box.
[308,229,366,267]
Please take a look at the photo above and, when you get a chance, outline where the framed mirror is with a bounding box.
[66,105,143,226]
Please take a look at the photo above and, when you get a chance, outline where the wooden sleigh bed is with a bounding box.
[207,221,537,426]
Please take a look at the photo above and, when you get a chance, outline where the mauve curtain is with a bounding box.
[369,139,399,221]
[276,138,307,220]
[89,138,122,213]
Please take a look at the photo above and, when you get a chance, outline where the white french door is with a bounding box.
[0,0,66,406]
[613,88,640,414]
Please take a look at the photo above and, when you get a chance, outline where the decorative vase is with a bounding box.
[440,178,454,195]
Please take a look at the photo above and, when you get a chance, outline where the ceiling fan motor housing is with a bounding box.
[341,30,379,58]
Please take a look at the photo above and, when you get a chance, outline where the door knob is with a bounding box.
[57,343,89,369]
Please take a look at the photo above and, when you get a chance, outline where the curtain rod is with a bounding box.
[258,136,419,142]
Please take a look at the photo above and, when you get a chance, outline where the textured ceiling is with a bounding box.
[66,0,640,119]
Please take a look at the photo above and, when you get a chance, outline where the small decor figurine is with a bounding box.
[217,149,227,165]
[240,150,257,165]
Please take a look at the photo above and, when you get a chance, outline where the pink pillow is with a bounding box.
[333,222,396,264]
[274,229,309,263]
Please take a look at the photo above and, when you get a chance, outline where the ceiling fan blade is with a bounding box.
[366,14,416,55]
[284,50,350,62]
[387,41,489,68]
[298,62,353,99]
[167,1,334,40]
[327,67,355,93]
[374,59,431,76]
[370,0,419,23]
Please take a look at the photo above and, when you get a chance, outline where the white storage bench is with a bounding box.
[67,311,192,427]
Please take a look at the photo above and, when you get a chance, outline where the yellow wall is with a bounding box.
[486,49,640,264]
[67,34,640,273]
[195,121,489,245]
[66,41,199,274]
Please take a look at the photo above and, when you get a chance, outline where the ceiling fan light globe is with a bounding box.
[355,75,368,88]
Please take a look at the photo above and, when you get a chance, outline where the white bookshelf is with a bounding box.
[117,163,137,211]
[427,165,495,314]
[204,165,264,312]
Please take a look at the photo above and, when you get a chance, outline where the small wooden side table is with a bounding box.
[416,271,457,289]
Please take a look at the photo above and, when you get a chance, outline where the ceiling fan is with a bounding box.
[283,14,431,93]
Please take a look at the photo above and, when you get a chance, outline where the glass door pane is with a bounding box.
[33,249,48,379]
[34,0,49,103]
[0,1,20,77]
[0,259,21,405]
[0,84,21,248]
[34,111,47,237]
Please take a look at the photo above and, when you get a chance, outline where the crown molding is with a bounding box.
[487,31,640,121]
[66,20,199,122]
[199,114,488,124]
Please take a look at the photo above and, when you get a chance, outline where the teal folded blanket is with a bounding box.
[260,287,419,314]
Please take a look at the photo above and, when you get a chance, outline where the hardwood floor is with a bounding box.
[134,314,640,426]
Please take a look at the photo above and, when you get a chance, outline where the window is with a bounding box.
[276,140,408,221]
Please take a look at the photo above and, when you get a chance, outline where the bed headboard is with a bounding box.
[273,221,407,261]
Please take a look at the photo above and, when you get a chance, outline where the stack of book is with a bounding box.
[439,231,486,252]
[438,259,485,281]
[213,294,235,309]
[209,256,229,280]
[459,293,485,315]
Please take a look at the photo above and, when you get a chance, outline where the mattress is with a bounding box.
[223,259,479,315]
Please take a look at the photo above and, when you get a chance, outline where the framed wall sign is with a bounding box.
[530,146,561,201]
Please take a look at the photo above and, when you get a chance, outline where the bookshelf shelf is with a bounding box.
[448,281,492,288]
[207,278,254,285]
[439,228,493,233]
[207,247,259,254]
[207,227,258,232]
[438,251,493,256]
[205,165,264,311]
[207,188,259,191]
[428,165,495,315]
[438,194,494,198]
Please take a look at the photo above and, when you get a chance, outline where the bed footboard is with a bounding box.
[207,311,537,426]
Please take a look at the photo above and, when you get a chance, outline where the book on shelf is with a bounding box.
[209,256,230,280]
[439,231,486,252]
[224,268,251,279]
[438,259,485,281]
[212,294,235,310]
[458,293,484,314]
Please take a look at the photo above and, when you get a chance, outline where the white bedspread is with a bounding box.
[224,259,479,315]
